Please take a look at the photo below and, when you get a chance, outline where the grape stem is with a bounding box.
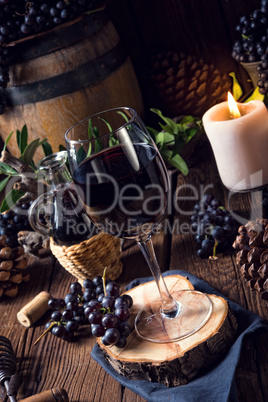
[34,322,56,345]
[102,266,107,297]
[209,239,218,261]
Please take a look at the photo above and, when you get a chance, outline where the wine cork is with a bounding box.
[17,291,51,327]
[20,387,69,402]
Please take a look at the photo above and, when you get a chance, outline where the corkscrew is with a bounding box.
[0,335,18,402]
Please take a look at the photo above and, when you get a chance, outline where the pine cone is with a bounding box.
[233,218,268,301]
[0,235,30,299]
[149,51,231,116]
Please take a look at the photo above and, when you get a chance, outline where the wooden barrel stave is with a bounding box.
[0,11,144,161]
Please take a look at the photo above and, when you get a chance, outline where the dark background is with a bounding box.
[105,0,261,119]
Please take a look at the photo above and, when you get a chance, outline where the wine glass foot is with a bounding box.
[135,289,213,343]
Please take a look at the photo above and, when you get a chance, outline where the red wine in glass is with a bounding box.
[73,143,168,240]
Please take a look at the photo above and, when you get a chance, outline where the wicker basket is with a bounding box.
[50,232,122,282]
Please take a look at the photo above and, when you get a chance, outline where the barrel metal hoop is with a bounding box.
[9,11,110,63]
[5,43,127,107]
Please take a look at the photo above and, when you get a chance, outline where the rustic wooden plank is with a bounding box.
[122,388,146,402]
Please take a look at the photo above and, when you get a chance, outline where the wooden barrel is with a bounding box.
[0,11,144,161]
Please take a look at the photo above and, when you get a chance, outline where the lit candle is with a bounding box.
[202,93,268,191]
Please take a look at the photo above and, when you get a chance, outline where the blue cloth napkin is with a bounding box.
[91,270,268,402]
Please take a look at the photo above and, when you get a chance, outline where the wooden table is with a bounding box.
[0,148,267,402]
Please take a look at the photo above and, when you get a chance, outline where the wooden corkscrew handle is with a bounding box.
[20,387,69,402]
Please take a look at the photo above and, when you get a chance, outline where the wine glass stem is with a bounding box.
[137,236,179,315]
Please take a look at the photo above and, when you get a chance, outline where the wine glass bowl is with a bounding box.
[65,107,212,343]
[65,108,169,241]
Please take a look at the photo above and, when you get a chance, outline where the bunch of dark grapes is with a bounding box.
[46,277,133,348]
[0,202,32,248]
[232,0,268,95]
[256,55,268,95]
[0,0,105,113]
[191,194,238,259]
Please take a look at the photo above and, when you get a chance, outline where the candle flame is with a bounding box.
[228,92,241,118]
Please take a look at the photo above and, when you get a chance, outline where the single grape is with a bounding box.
[62,309,73,321]
[211,226,225,242]
[88,310,102,325]
[95,285,104,295]
[101,334,110,346]
[83,288,96,301]
[97,293,105,303]
[118,320,131,336]
[103,328,120,345]
[66,319,79,332]
[52,325,67,338]
[84,305,97,317]
[102,313,118,329]
[201,238,214,252]
[65,293,77,304]
[66,300,79,311]
[51,311,62,322]
[83,278,94,289]
[121,294,133,309]
[91,324,105,337]
[195,234,205,244]
[102,296,115,310]
[106,281,120,297]
[115,336,127,348]
[93,275,103,287]
[58,298,66,309]
[197,248,210,259]
[48,297,59,310]
[115,306,130,321]
[114,296,129,309]
[70,281,82,294]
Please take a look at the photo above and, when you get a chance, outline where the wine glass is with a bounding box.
[65,107,212,343]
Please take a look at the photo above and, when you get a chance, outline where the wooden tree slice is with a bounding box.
[97,275,238,387]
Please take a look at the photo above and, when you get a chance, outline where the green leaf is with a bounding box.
[161,150,188,175]
[16,129,21,153]
[150,108,178,132]
[19,125,28,154]
[229,72,243,101]
[244,86,265,102]
[117,110,129,122]
[109,134,119,147]
[184,127,199,143]
[42,141,53,157]
[21,138,47,165]
[3,131,14,153]
[146,126,158,139]
[172,136,185,157]
[155,131,174,148]
[59,144,66,152]
[100,117,113,132]
[0,176,10,192]
[77,145,87,164]
[0,161,18,175]
[0,189,25,213]
[180,115,196,125]
[86,120,94,157]
[88,119,94,139]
